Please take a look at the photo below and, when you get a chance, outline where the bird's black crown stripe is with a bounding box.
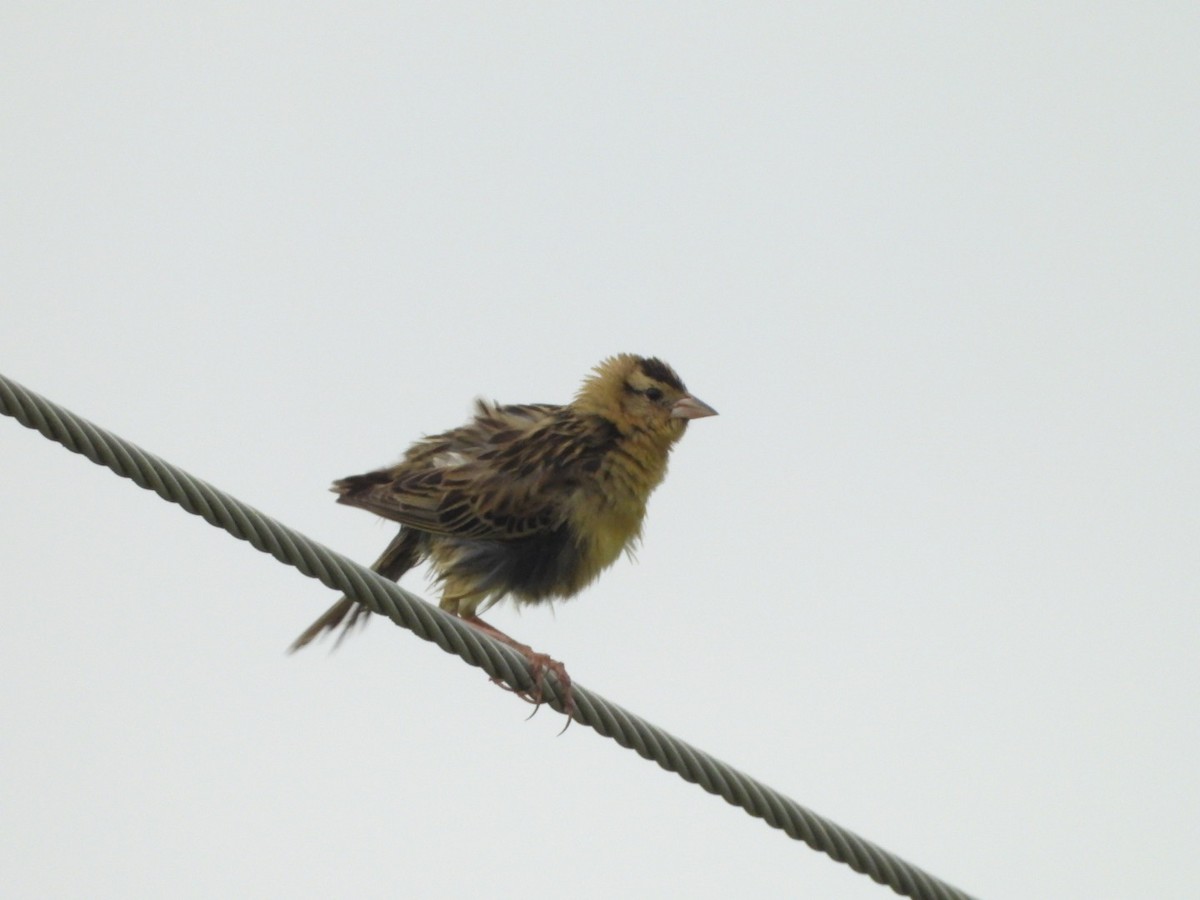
[637,357,685,392]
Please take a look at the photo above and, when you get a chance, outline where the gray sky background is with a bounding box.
[3,5,1197,898]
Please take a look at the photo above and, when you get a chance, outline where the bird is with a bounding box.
[290,354,717,715]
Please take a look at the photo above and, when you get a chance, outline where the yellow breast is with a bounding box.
[591,501,646,566]
[570,436,670,588]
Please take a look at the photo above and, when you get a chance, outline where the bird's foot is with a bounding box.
[464,615,576,730]
[492,650,575,723]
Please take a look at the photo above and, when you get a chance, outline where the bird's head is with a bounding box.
[574,354,717,440]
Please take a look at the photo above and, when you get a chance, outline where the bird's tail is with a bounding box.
[289,528,422,652]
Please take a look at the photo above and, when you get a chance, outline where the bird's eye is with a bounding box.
[645,387,664,402]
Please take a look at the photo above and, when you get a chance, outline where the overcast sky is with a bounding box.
[3,5,1198,898]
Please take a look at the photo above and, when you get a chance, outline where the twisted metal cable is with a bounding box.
[0,370,975,900]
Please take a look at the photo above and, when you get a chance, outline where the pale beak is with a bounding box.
[671,394,719,420]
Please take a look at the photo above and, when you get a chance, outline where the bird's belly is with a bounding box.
[435,526,580,606]
[434,498,645,612]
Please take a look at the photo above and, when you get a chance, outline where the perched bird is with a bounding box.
[291,354,717,712]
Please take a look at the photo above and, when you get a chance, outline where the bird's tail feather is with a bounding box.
[289,528,422,652]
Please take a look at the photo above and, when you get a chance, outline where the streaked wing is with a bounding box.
[333,403,613,541]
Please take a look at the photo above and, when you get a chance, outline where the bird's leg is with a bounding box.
[460,614,576,723]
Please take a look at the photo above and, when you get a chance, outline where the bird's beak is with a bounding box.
[671,394,719,420]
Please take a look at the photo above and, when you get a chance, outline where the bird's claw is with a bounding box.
[489,652,576,732]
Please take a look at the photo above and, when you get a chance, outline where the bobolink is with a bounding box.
[291,354,716,709]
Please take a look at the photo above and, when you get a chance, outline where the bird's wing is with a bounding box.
[333,405,616,541]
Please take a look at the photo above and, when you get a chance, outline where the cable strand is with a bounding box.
[0,370,976,900]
